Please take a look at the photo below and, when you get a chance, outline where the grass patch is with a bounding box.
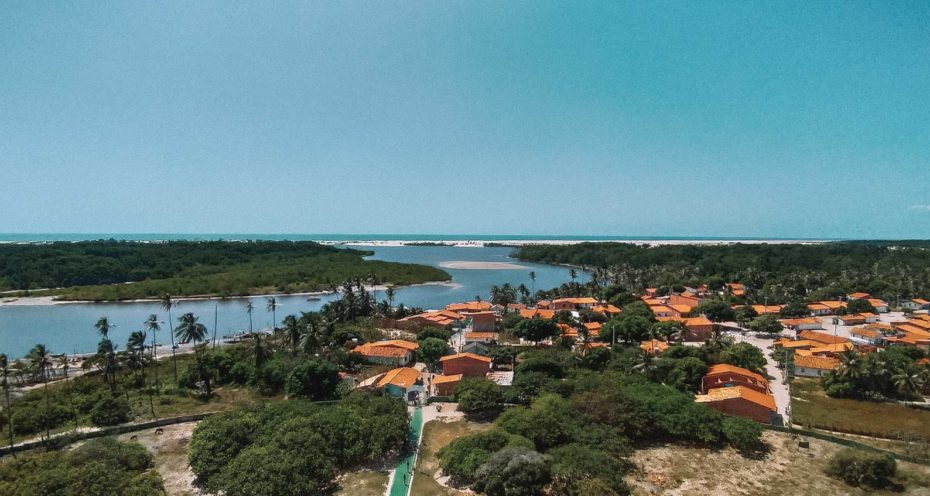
[791,378,930,441]
[410,418,494,496]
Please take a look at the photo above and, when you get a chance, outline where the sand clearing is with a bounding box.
[438,261,527,270]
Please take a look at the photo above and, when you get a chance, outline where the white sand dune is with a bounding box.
[438,261,528,270]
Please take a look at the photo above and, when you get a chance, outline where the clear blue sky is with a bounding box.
[1,2,928,238]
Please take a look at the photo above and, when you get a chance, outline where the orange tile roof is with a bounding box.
[695,385,776,411]
[706,364,767,384]
[807,303,831,311]
[896,324,930,336]
[794,355,839,371]
[867,299,888,307]
[583,322,603,332]
[798,330,850,345]
[850,327,882,339]
[439,352,492,363]
[650,305,674,314]
[780,317,820,326]
[643,298,664,306]
[683,316,713,328]
[446,301,492,313]
[640,339,669,354]
[377,367,421,388]
[848,292,871,299]
[774,339,816,349]
[432,374,463,384]
[907,319,930,330]
[914,299,930,305]
[810,342,855,354]
[464,332,498,340]
[352,340,418,358]
[819,301,847,310]
[751,305,783,315]
[518,308,556,320]
[670,304,693,315]
[591,304,621,314]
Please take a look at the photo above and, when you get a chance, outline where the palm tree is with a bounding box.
[56,354,77,430]
[0,353,15,457]
[386,287,396,308]
[175,313,207,346]
[96,338,119,392]
[144,314,161,395]
[569,268,578,283]
[837,350,865,383]
[95,316,114,338]
[27,344,53,445]
[705,325,732,353]
[245,300,255,333]
[299,320,321,356]
[282,315,300,355]
[128,331,155,419]
[160,294,179,386]
[248,332,270,370]
[893,364,926,405]
[266,297,279,332]
[529,271,536,297]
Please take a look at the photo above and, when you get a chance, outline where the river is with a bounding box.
[0,245,583,358]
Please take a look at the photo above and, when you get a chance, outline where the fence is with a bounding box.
[0,412,217,457]
[763,425,930,466]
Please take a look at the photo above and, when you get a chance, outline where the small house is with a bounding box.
[439,352,493,377]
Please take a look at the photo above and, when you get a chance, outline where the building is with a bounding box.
[463,311,498,332]
[725,283,746,297]
[667,293,701,310]
[446,301,493,313]
[902,298,930,311]
[462,341,491,357]
[377,367,424,400]
[439,352,493,377]
[702,364,769,394]
[398,310,464,328]
[750,305,783,315]
[867,299,889,313]
[798,330,850,345]
[773,338,816,351]
[640,339,669,355]
[683,316,714,341]
[650,305,675,318]
[463,332,498,344]
[518,308,556,320]
[847,292,871,300]
[838,314,868,326]
[810,342,855,358]
[849,327,883,345]
[695,386,776,424]
[591,304,622,317]
[432,374,463,397]
[793,355,839,378]
[807,303,832,316]
[352,340,419,366]
[780,318,823,332]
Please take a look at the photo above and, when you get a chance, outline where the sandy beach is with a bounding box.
[333,239,830,248]
[438,261,528,270]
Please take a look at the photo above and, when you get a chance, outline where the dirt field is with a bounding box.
[411,418,494,496]
[119,422,201,496]
[336,470,389,496]
[626,431,930,496]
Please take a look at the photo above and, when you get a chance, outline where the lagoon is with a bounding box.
[0,245,582,358]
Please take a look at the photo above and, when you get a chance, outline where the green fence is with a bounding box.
[764,425,930,466]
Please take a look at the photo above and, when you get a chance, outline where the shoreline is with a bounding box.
[0,280,460,308]
[335,238,831,248]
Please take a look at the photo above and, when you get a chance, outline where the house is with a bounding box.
[399,310,464,328]
[650,305,675,318]
[551,298,577,311]
[591,304,622,317]
[695,386,776,424]
[667,293,701,310]
[838,314,867,326]
[780,318,823,332]
[518,308,556,320]
[432,374,463,397]
[439,352,493,377]
[751,305,783,315]
[798,330,850,345]
[463,311,498,332]
[807,303,832,316]
[725,283,746,297]
[867,299,889,313]
[462,340,491,357]
[377,367,424,400]
[558,323,578,341]
[773,338,816,351]
[352,340,419,366]
[810,342,855,358]
[446,301,493,313]
[669,304,693,317]
[583,321,603,337]
[792,355,839,378]
[849,327,884,345]
[683,316,714,341]
[847,292,871,300]
[702,364,769,394]
[640,339,669,355]
[506,303,527,313]
[902,298,930,311]
[820,301,847,313]
[463,332,498,344]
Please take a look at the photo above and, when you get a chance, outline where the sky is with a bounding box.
[1,1,928,239]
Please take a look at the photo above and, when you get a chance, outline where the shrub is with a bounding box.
[472,446,551,496]
[284,358,340,400]
[721,417,763,452]
[89,394,131,426]
[438,429,534,485]
[825,448,896,488]
[455,378,505,420]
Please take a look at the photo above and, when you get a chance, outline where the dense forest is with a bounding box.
[0,240,449,300]
[515,242,930,304]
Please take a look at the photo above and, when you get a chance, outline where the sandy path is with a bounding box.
[119,422,201,496]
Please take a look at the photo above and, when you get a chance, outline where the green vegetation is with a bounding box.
[822,347,928,401]
[188,393,407,495]
[0,437,165,495]
[0,240,448,300]
[826,448,897,489]
[515,241,930,304]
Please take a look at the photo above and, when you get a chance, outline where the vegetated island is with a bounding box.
[514,241,930,302]
[0,240,450,301]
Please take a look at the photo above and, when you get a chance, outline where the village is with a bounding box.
[350,284,930,430]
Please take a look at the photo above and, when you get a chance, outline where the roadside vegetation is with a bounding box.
[0,239,449,300]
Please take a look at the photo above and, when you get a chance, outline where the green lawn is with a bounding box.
[410,418,494,496]
[791,378,930,441]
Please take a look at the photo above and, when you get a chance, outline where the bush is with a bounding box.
[89,394,131,426]
[473,446,551,496]
[256,358,290,394]
[825,448,896,488]
[455,379,505,420]
[284,358,341,400]
[721,417,763,452]
[438,429,534,485]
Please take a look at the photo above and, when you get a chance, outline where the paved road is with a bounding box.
[386,407,423,496]
[730,332,791,422]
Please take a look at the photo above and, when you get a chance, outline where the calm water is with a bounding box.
[0,245,584,358]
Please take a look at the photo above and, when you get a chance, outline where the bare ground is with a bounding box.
[627,431,930,496]
[119,422,201,496]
